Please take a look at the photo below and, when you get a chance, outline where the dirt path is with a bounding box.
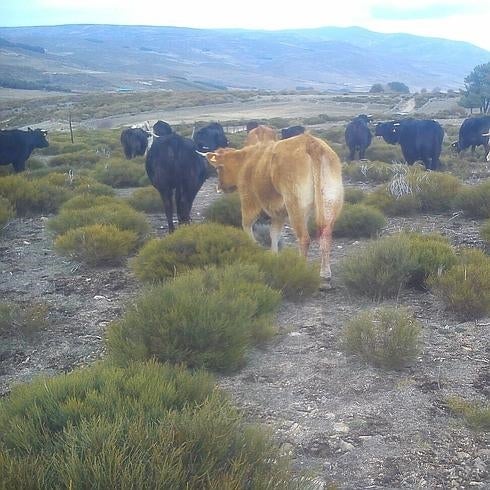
[0,178,489,488]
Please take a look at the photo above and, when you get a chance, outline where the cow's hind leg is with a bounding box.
[318,222,334,289]
[241,200,262,244]
[159,189,175,233]
[269,212,287,253]
[284,203,311,258]
[175,187,190,225]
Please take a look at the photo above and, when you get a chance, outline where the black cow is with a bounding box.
[375,118,444,171]
[246,121,259,132]
[281,125,305,139]
[345,114,373,161]
[120,127,150,159]
[193,122,229,152]
[0,128,49,173]
[145,133,207,233]
[153,120,172,137]
[451,116,490,160]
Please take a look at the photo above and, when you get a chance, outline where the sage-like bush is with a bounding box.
[343,306,421,369]
[454,180,490,219]
[0,361,301,489]
[127,186,163,213]
[107,264,281,371]
[428,248,490,319]
[54,224,138,266]
[333,203,386,238]
[340,235,416,300]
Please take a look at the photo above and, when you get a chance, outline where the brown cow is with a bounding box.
[245,125,278,146]
[203,133,344,287]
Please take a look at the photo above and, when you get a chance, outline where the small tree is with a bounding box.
[387,81,410,94]
[369,83,384,93]
[460,62,490,114]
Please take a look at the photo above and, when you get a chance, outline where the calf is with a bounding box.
[202,134,344,287]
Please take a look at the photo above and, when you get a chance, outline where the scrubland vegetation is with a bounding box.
[1,92,489,488]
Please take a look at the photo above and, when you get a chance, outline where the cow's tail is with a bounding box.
[305,135,344,234]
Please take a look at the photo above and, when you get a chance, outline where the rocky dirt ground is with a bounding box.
[1,175,489,489]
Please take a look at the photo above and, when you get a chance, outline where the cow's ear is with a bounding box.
[207,153,218,163]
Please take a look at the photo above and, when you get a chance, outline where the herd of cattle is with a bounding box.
[0,114,489,284]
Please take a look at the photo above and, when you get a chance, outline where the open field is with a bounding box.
[1,92,489,488]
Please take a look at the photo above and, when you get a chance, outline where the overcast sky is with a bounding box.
[1,0,489,51]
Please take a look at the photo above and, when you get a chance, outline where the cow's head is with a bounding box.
[450,140,461,153]
[355,114,373,124]
[199,148,239,193]
[193,123,229,152]
[29,128,49,149]
[374,121,400,145]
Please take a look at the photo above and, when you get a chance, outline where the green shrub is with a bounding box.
[454,181,490,218]
[54,224,138,266]
[92,158,147,187]
[413,171,461,212]
[131,223,260,282]
[0,174,41,215]
[446,396,490,432]
[107,265,280,371]
[127,186,162,213]
[70,175,115,197]
[333,204,386,238]
[203,192,242,227]
[48,151,102,168]
[365,167,461,215]
[0,301,49,336]
[0,197,14,228]
[344,188,366,204]
[440,154,473,180]
[0,174,71,215]
[363,138,404,162]
[340,235,417,300]
[26,157,46,170]
[343,161,395,183]
[405,233,457,288]
[0,361,300,489]
[59,193,122,212]
[252,248,320,300]
[482,220,490,244]
[131,223,321,299]
[343,307,421,369]
[48,201,151,242]
[364,186,422,216]
[31,177,72,214]
[428,249,490,319]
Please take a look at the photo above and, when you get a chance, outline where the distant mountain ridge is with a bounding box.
[0,24,488,92]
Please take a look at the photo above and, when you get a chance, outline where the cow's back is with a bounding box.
[146,133,207,191]
[237,134,341,213]
[245,125,277,146]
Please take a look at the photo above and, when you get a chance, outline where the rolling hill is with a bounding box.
[0,24,488,93]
